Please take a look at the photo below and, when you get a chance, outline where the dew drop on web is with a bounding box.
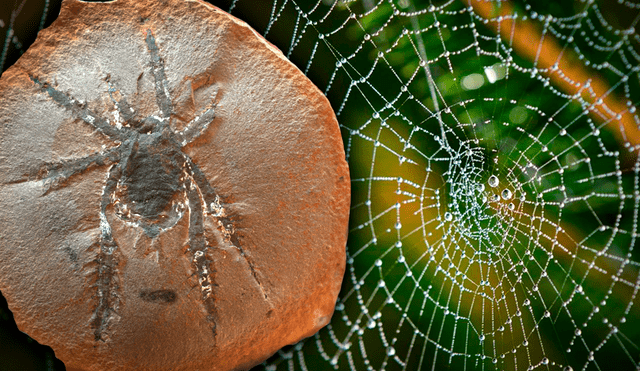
[501,188,512,200]
[488,175,499,188]
[386,347,396,357]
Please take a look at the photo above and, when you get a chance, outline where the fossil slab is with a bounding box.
[0,0,350,370]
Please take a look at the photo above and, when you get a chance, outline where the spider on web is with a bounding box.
[28,29,245,342]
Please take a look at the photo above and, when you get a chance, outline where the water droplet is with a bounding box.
[559,128,567,136]
[395,222,402,230]
[386,347,396,356]
[575,329,582,336]
[502,189,512,200]
[488,175,499,187]
[508,203,515,210]
[477,184,485,192]
[523,299,531,306]
[367,319,376,329]
[544,310,551,318]
[375,259,382,267]
[542,357,549,365]
[444,212,453,221]
[564,367,573,371]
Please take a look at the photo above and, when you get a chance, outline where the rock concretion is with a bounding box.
[0,0,350,370]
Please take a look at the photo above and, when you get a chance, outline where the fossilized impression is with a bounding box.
[0,0,350,370]
[30,29,229,341]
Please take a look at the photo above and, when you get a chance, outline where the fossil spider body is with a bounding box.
[29,29,251,341]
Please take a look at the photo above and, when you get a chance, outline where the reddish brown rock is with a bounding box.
[0,0,350,370]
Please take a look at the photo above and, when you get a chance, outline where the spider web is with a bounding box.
[2,0,640,370]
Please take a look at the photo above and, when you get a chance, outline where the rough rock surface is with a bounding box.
[0,0,350,370]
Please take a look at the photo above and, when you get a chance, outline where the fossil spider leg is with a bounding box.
[27,76,129,195]
[145,30,172,121]
[30,75,130,141]
[185,177,218,337]
[105,77,136,125]
[91,162,123,341]
[178,100,217,145]
[31,148,119,195]
[183,155,269,301]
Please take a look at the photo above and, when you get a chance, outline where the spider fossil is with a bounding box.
[28,29,261,341]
